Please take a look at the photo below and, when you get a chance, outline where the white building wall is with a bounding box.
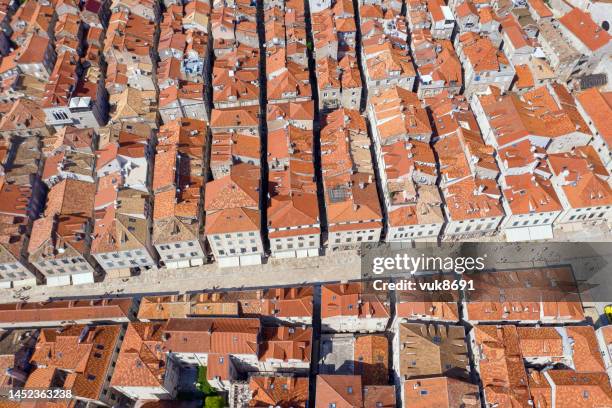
[256,358,310,373]
[500,209,560,241]
[341,87,361,110]
[444,215,504,237]
[387,222,444,241]
[208,230,264,267]
[0,261,37,288]
[33,256,95,286]
[94,248,156,272]
[269,231,320,258]
[321,315,389,332]
[554,205,612,225]
[155,239,206,269]
[327,226,382,248]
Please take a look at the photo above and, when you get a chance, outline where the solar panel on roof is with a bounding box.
[580,73,607,90]
[329,186,349,203]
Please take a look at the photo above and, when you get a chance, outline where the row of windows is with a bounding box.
[103,259,151,268]
[271,234,317,242]
[218,247,259,256]
[274,241,317,250]
[392,230,437,239]
[0,263,21,271]
[51,111,70,121]
[158,241,196,251]
[100,250,145,260]
[396,224,437,232]
[333,236,376,244]
[39,258,86,267]
[165,252,200,260]
[214,231,257,239]
[511,218,551,227]
[453,223,496,233]
[0,270,28,279]
[569,212,606,221]
[45,264,90,275]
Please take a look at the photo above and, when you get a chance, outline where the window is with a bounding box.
[52,111,69,121]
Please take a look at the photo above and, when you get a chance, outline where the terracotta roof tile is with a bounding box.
[559,9,611,52]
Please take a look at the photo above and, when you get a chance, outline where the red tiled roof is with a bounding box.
[559,9,611,52]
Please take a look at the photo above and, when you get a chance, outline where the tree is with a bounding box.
[204,395,225,408]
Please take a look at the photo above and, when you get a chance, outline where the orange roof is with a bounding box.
[455,1,477,18]
[258,326,312,363]
[559,9,611,52]
[0,98,47,131]
[513,64,534,89]
[110,323,167,388]
[548,146,612,209]
[465,267,585,323]
[206,207,260,234]
[527,0,552,18]
[443,177,503,221]
[249,376,309,407]
[315,375,363,407]
[162,318,260,355]
[462,36,509,73]
[473,325,531,407]
[15,35,50,65]
[210,131,260,167]
[396,283,459,321]
[30,325,121,400]
[504,24,530,49]
[503,173,562,215]
[566,326,606,372]
[576,88,612,146]
[544,370,612,407]
[267,126,319,232]
[321,282,390,320]
[516,327,563,357]
[404,377,480,408]
[370,87,431,142]
[262,286,314,318]
[0,298,132,325]
[210,106,259,130]
[478,85,590,147]
[363,40,416,81]
[266,100,315,123]
[205,162,260,212]
[44,179,95,217]
[320,109,383,228]
[353,335,389,385]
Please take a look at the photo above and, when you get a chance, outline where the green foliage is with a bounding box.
[204,395,225,408]
[197,366,217,396]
